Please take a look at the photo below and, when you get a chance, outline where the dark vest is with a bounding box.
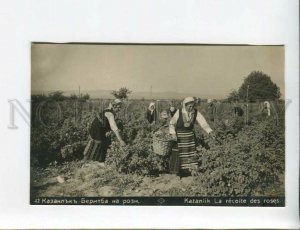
[89,109,114,141]
[169,108,177,117]
[176,108,197,131]
[146,109,157,124]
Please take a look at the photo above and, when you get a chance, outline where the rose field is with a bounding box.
[30,98,285,197]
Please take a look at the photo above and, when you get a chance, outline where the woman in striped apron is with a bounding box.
[83,99,126,162]
[169,97,214,176]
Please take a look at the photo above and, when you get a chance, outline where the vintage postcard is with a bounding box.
[30,43,285,206]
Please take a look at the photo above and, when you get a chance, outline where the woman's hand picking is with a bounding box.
[120,140,126,147]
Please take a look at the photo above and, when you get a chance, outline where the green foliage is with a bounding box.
[32,91,90,103]
[81,93,90,100]
[238,71,281,101]
[227,89,239,102]
[31,94,47,103]
[111,87,132,100]
[60,141,87,161]
[106,141,166,176]
[48,91,66,101]
[193,119,284,196]
[70,94,78,100]
[106,103,167,175]
[31,98,285,196]
[31,116,90,166]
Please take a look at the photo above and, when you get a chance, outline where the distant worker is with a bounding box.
[146,102,157,124]
[159,110,170,127]
[161,110,169,119]
[233,106,244,117]
[262,101,271,116]
[208,99,217,122]
[169,106,177,118]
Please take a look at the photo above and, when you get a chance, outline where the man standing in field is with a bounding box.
[83,99,126,162]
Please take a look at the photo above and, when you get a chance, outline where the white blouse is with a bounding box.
[169,109,213,135]
[104,112,119,132]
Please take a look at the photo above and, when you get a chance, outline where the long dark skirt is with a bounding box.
[169,144,180,174]
[83,138,108,162]
[169,130,198,174]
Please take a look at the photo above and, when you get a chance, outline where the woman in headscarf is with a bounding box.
[168,106,177,118]
[262,101,271,116]
[146,102,157,124]
[169,97,215,176]
[208,99,217,122]
[158,110,170,127]
[83,99,126,162]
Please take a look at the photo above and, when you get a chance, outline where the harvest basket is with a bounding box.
[152,136,173,156]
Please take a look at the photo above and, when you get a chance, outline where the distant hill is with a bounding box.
[32,89,223,100]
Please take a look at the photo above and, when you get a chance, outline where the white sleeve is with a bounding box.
[169,110,179,135]
[104,112,119,132]
[196,111,213,134]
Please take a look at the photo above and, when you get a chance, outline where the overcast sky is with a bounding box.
[31,44,284,98]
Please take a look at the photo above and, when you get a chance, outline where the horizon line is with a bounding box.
[31,88,225,96]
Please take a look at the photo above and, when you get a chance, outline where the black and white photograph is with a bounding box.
[0,0,298,228]
[31,43,285,206]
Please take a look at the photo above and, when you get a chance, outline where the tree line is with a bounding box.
[32,71,281,103]
[227,71,281,102]
[31,91,90,102]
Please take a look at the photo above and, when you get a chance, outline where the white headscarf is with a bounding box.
[148,102,155,113]
[263,101,270,109]
[183,97,195,105]
[182,97,196,121]
[107,99,122,109]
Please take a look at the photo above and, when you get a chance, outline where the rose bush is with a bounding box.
[31,99,285,196]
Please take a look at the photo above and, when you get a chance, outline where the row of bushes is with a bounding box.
[31,99,284,196]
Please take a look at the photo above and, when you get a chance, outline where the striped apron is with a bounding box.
[177,130,198,170]
[169,108,199,174]
[83,138,108,162]
[83,110,112,162]
[169,130,198,174]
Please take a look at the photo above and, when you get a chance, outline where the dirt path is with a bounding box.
[31,160,196,197]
